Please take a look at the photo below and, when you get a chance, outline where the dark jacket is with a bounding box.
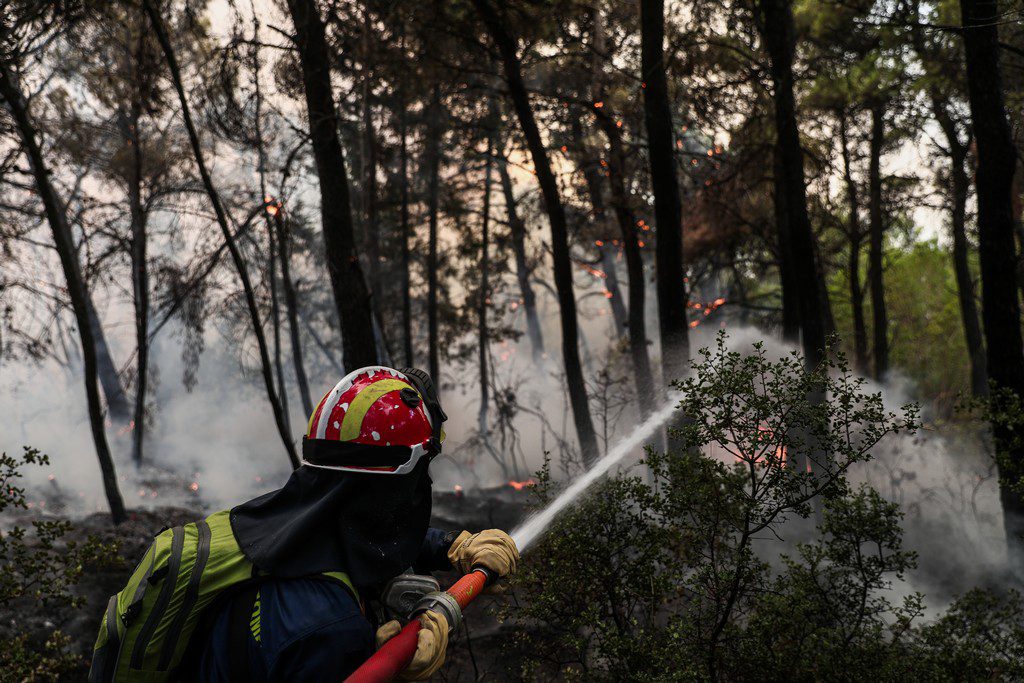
[198,528,453,682]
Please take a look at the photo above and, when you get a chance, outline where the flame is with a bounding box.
[454,484,464,494]
[594,101,604,108]
[189,482,199,492]
[508,478,537,491]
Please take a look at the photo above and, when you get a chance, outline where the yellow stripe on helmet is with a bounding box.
[338,379,413,442]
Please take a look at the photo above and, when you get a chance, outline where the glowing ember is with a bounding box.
[117,420,136,436]
[189,482,199,492]
[508,478,537,491]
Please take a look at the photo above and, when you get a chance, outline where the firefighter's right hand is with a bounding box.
[375,610,449,680]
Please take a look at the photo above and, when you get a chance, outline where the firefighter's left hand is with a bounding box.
[447,529,519,593]
[375,610,448,681]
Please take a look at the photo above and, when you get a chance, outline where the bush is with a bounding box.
[506,334,1021,681]
[0,448,116,681]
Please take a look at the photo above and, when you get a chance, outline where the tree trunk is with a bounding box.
[474,0,599,461]
[594,111,657,417]
[839,111,869,374]
[284,0,377,371]
[934,100,989,397]
[398,28,414,367]
[867,100,889,381]
[0,59,127,524]
[143,0,299,468]
[639,0,690,384]
[426,85,443,383]
[757,0,827,370]
[86,299,130,422]
[959,0,1024,568]
[267,214,291,429]
[772,146,802,343]
[125,102,149,463]
[479,138,494,437]
[497,150,545,361]
[276,210,314,415]
[570,117,628,335]
[361,5,382,316]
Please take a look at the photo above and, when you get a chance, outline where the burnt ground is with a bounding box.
[2,486,533,682]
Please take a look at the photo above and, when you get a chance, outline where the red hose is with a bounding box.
[344,570,490,683]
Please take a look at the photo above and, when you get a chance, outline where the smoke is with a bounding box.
[1,252,1010,613]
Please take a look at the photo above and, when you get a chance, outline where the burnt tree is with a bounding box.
[639,0,690,384]
[285,0,378,371]
[0,51,127,523]
[473,0,599,461]
[959,0,1024,567]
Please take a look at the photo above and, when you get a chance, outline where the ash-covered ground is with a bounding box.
[2,485,534,682]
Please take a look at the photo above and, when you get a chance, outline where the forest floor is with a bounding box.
[3,486,533,681]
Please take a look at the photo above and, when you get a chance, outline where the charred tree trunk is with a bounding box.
[959,0,1024,568]
[285,0,377,371]
[773,146,802,343]
[839,111,869,374]
[935,101,988,397]
[867,100,889,381]
[0,59,127,523]
[426,85,443,383]
[498,150,545,361]
[86,300,130,422]
[276,210,314,415]
[594,111,657,417]
[143,0,299,468]
[398,29,414,367]
[125,103,149,463]
[640,0,690,384]
[474,0,599,461]
[267,215,291,427]
[361,6,382,317]
[757,0,827,370]
[479,138,494,437]
[570,117,628,335]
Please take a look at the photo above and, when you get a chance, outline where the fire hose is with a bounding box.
[344,567,493,683]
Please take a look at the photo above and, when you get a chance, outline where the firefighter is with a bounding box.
[198,366,519,681]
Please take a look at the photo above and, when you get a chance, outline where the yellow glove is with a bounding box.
[447,529,520,593]
[374,610,449,681]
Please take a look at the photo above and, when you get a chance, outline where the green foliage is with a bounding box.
[506,335,1019,681]
[0,448,118,681]
[830,240,972,405]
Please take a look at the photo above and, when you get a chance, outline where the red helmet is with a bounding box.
[302,366,446,475]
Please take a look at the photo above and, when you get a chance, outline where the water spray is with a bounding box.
[344,397,679,682]
[511,397,680,550]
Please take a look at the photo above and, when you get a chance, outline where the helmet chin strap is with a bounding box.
[397,368,447,454]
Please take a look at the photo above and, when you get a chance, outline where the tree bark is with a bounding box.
[497,150,545,361]
[839,111,869,375]
[285,0,377,371]
[757,0,827,370]
[124,101,149,463]
[479,138,494,437]
[867,99,889,381]
[772,146,802,343]
[275,210,314,415]
[426,85,443,384]
[474,0,599,461]
[570,117,628,335]
[143,0,299,468]
[86,299,131,421]
[639,0,690,385]
[594,111,657,417]
[0,58,127,524]
[934,100,988,397]
[398,28,414,367]
[959,0,1024,568]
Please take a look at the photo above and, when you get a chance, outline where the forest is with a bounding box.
[3,0,1024,680]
